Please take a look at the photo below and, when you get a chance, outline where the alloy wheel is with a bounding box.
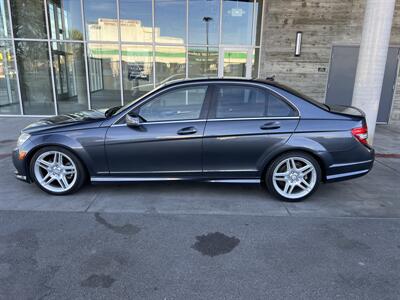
[272,156,317,200]
[33,151,77,193]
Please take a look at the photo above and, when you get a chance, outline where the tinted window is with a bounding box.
[139,85,207,122]
[215,85,295,119]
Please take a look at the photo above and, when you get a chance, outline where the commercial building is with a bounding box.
[0,0,399,125]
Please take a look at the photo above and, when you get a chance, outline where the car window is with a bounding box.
[215,85,296,119]
[139,85,208,122]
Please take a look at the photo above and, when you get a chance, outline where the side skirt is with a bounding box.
[91,177,261,184]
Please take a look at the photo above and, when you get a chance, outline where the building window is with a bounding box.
[52,42,88,114]
[84,0,118,42]
[188,0,220,45]
[0,0,11,38]
[120,0,153,43]
[155,0,186,44]
[11,0,47,39]
[221,0,255,45]
[87,43,121,109]
[0,41,20,114]
[155,45,186,85]
[47,0,84,41]
[15,41,54,115]
[121,44,154,103]
[188,47,218,78]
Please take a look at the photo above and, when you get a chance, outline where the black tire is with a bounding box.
[265,151,322,202]
[30,146,87,195]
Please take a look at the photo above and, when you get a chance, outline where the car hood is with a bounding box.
[22,109,107,134]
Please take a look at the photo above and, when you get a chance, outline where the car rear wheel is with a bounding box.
[265,152,321,202]
[30,146,86,195]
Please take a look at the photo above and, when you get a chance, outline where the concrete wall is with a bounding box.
[259,0,400,123]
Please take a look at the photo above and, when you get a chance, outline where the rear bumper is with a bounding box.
[325,147,375,183]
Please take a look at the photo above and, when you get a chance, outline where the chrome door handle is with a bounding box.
[260,121,281,130]
[177,127,197,135]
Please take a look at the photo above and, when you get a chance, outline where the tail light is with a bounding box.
[351,125,368,145]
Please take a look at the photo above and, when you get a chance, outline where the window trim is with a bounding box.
[208,82,299,120]
[116,82,211,124]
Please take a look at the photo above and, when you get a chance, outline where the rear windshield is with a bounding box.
[265,81,330,111]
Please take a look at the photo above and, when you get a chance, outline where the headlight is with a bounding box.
[17,133,30,148]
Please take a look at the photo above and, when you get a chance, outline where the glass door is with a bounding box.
[219,48,253,78]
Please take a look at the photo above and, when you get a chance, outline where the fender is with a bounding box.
[24,127,108,177]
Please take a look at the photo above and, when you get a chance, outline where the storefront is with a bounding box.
[0,0,263,115]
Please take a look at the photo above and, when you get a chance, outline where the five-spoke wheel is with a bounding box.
[266,152,321,202]
[30,147,86,195]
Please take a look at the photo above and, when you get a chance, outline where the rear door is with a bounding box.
[203,83,300,178]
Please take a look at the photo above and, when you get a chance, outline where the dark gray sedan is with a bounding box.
[12,79,374,201]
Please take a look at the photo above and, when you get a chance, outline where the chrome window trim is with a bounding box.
[111,80,301,126]
[207,116,300,122]
[112,118,207,127]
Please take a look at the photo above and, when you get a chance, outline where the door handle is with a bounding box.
[177,126,197,135]
[260,121,281,130]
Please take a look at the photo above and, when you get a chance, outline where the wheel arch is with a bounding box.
[260,148,327,183]
[25,143,90,182]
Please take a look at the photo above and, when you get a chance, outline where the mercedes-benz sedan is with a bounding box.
[13,79,374,201]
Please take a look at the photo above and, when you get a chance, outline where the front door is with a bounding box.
[219,48,253,78]
[105,84,210,176]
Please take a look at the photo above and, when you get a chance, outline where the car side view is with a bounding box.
[12,78,374,201]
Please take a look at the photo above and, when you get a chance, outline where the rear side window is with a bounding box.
[214,85,296,119]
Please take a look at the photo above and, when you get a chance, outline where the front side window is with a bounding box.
[139,85,208,122]
[214,85,296,119]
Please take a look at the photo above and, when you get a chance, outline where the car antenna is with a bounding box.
[266,75,275,81]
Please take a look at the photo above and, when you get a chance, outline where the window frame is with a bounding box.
[122,83,212,123]
[207,83,299,120]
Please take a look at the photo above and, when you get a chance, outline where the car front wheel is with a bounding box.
[266,152,321,202]
[30,146,86,195]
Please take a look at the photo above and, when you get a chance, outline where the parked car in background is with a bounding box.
[13,78,374,201]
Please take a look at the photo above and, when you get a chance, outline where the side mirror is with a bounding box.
[125,113,141,127]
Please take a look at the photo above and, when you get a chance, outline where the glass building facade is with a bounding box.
[0,0,264,115]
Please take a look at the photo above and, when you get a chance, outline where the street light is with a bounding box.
[202,16,213,74]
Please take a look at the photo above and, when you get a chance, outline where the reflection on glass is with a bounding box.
[52,43,88,114]
[121,45,153,103]
[155,46,186,85]
[222,0,254,45]
[0,41,20,114]
[188,47,218,78]
[223,49,247,77]
[252,48,259,78]
[47,0,83,41]
[0,0,10,38]
[87,43,121,109]
[15,41,54,115]
[155,0,186,44]
[11,0,47,39]
[188,0,219,45]
[254,0,263,46]
[84,0,117,41]
[120,0,152,43]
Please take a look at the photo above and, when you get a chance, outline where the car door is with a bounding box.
[203,83,300,178]
[105,84,210,177]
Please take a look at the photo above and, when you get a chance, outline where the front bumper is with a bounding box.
[12,148,31,183]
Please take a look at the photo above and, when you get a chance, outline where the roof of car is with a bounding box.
[160,77,290,92]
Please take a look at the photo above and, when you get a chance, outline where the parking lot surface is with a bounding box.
[0,117,399,299]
